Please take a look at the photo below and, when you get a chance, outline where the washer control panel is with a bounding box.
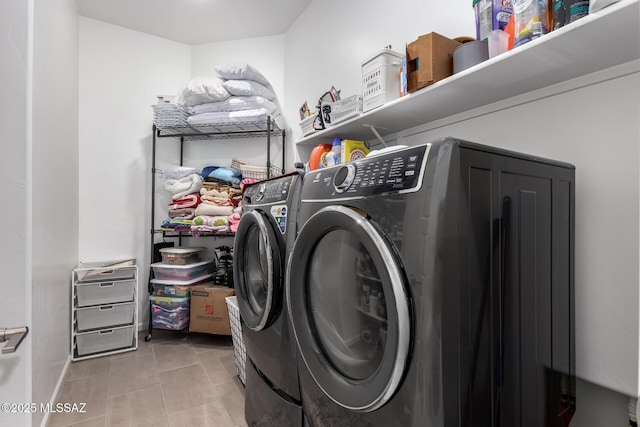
[244,176,294,205]
[304,145,430,199]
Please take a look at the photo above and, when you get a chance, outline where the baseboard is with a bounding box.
[40,355,71,427]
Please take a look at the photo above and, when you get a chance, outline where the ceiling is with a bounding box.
[78,0,313,45]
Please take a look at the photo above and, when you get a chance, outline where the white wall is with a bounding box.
[283,0,475,149]
[78,17,191,323]
[284,0,639,422]
[0,1,79,426]
[31,1,80,425]
[0,1,32,426]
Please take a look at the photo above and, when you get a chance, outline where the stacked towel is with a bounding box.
[229,212,241,233]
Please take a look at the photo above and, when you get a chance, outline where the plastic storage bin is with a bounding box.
[159,247,205,265]
[225,296,246,385]
[150,295,191,330]
[75,325,135,356]
[150,259,215,281]
[76,302,135,332]
[362,48,404,112]
[150,273,213,297]
[75,279,135,307]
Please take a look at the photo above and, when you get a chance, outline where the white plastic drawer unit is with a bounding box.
[75,279,136,307]
[75,302,135,332]
[75,325,135,356]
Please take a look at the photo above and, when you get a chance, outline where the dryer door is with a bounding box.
[287,205,411,412]
[234,210,283,331]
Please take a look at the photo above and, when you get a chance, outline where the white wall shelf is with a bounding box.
[295,0,640,147]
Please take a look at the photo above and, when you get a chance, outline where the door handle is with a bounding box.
[0,326,29,354]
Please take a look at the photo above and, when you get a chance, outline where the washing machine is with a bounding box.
[234,172,303,426]
[286,138,576,427]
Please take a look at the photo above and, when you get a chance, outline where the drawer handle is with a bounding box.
[99,282,115,288]
[99,305,114,311]
[100,270,114,275]
[99,330,113,335]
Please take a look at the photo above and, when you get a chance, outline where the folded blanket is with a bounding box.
[241,178,261,190]
[161,219,193,230]
[163,166,198,179]
[168,208,196,220]
[194,203,234,217]
[229,212,241,233]
[201,195,234,207]
[165,174,204,200]
[190,224,231,237]
[168,194,201,210]
[188,96,276,115]
[201,166,242,185]
[200,187,241,199]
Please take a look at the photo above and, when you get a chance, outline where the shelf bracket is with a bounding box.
[363,124,388,148]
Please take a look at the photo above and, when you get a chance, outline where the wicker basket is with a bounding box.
[225,296,246,385]
[232,158,283,180]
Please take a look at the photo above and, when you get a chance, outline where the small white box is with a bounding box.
[362,48,404,112]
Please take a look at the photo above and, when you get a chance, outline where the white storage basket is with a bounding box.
[225,296,246,385]
[322,95,364,126]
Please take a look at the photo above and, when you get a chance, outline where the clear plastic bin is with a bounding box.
[150,260,215,281]
[159,247,205,265]
[150,295,191,330]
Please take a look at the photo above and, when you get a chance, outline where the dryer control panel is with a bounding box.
[304,145,430,199]
[244,175,295,205]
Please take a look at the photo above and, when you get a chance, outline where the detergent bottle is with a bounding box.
[321,138,342,167]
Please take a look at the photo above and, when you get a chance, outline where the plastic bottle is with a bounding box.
[512,0,548,47]
[322,138,342,167]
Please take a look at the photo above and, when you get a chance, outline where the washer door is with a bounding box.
[234,210,283,331]
[287,205,411,412]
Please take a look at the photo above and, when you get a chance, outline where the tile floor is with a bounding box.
[48,330,248,427]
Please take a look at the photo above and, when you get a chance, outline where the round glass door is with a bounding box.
[287,205,411,411]
[234,210,283,331]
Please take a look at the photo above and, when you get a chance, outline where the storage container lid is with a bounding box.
[158,247,206,255]
[150,295,190,303]
[361,48,404,66]
[150,259,214,269]
[150,273,214,286]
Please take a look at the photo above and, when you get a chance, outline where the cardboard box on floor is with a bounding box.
[189,283,235,335]
[406,32,461,93]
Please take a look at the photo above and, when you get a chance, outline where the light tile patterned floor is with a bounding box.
[48,331,247,427]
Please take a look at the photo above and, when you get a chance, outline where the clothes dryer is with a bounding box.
[234,172,303,426]
[287,138,576,427]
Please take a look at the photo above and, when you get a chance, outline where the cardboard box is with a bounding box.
[189,284,235,335]
[341,139,369,163]
[405,33,461,93]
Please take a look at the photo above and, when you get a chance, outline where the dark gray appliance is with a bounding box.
[286,138,576,427]
[234,172,303,426]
